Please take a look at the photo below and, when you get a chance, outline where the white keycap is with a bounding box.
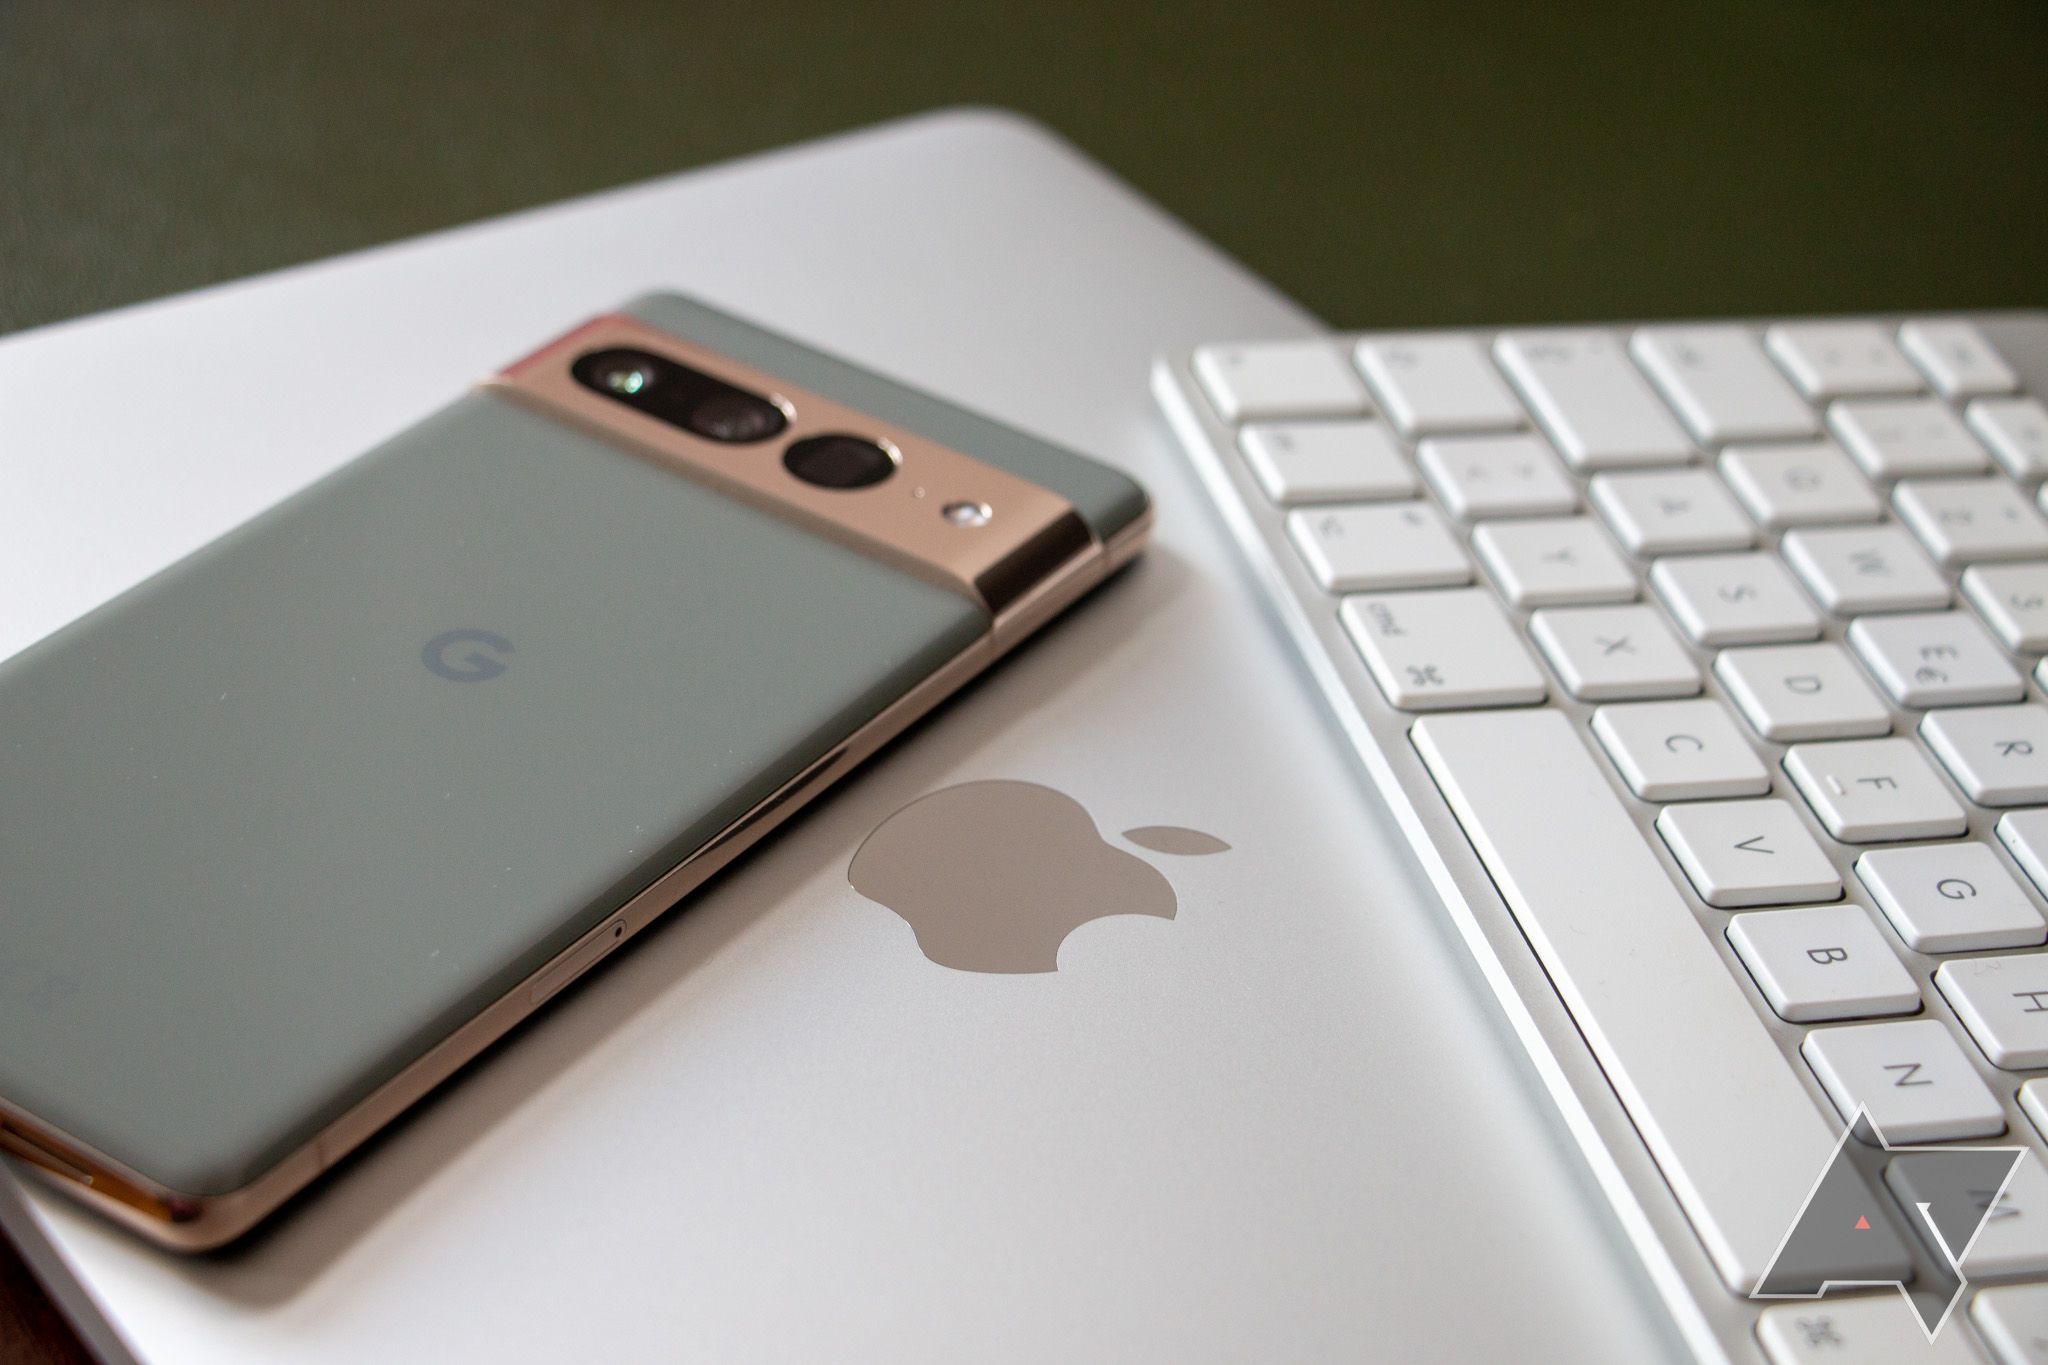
[1727,905,1921,1022]
[1416,433,1577,520]
[1591,698,1772,800]
[1338,588,1546,711]
[1923,706,2048,806]
[1656,799,1843,907]
[1784,738,1970,843]
[1630,325,1820,445]
[1719,441,1885,528]
[1411,710,1853,1290]
[1939,956,2048,1070]
[1354,335,1524,435]
[1890,1152,2048,1278]
[1529,604,1699,701]
[1847,612,2026,708]
[1974,1282,2048,1365]
[1901,319,2021,399]
[1651,552,1823,646]
[1765,321,1927,400]
[1895,479,2048,566]
[1192,339,1372,421]
[1830,398,1992,479]
[1971,398,2048,481]
[1471,517,1636,607]
[1588,469,1755,554]
[1761,1295,1983,1365]
[1783,525,1951,616]
[1963,565,2048,653]
[1238,420,1416,504]
[1285,503,1470,592]
[1493,330,1694,470]
[1715,643,1893,742]
[1803,1018,2006,1143]
[1858,843,2048,954]
[2000,812,2048,900]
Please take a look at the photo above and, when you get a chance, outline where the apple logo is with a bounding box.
[847,779,1227,973]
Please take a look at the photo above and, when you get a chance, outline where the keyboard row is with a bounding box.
[1243,410,2048,519]
[1334,569,2044,714]
[1196,320,2044,469]
[1279,467,2048,596]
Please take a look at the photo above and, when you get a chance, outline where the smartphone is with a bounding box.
[0,292,1150,1250]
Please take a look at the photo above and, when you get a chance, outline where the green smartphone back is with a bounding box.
[0,293,1145,1201]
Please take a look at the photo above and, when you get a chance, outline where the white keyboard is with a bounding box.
[1156,315,2048,1363]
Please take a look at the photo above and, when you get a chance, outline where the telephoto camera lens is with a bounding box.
[782,434,898,489]
[687,390,788,444]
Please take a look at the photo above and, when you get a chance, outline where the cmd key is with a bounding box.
[1338,588,1545,711]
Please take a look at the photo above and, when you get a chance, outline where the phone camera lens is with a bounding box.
[783,435,897,489]
[687,390,788,444]
[599,362,656,396]
[573,348,669,400]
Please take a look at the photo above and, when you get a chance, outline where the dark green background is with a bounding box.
[3,1,2043,338]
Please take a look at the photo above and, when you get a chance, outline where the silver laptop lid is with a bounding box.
[0,111,1680,1363]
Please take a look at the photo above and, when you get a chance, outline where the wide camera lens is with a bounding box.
[782,434,897,489]
[598,360,655,395]
[573,348,666,399]
[687,390,788,444]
